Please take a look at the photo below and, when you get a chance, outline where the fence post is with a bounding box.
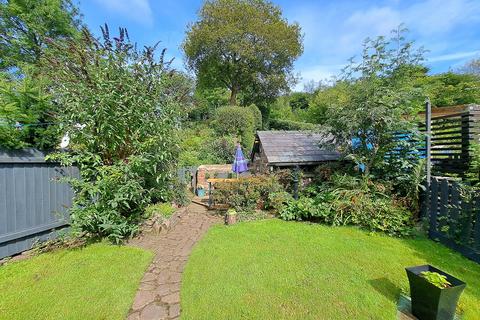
[425,99,432,186]
[429,178,438,238]
[293,166,299,200]
[208,181,213,208]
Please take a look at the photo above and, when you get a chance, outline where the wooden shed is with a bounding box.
[250,131,341,174]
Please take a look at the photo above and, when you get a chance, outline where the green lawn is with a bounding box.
[181,219,480,320]
[0,243,153,320]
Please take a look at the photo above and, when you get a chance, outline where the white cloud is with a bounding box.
[285,0,480,90]
[404,0,480,36]
[94,0,154,27]
[294,64,345,91]
[428,50,480,63]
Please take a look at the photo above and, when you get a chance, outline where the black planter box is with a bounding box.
[406,265,466,320]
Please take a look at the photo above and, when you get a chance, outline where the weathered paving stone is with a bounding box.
[138,282,157,291]
[140,303,168,320]
[127,203,220,320]
[169,304,181,318]
[131,291,156,311]
[162,292,180,304]
[126,311,140,320]
[141,272,157,283]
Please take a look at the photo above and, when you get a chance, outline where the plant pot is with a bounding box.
[196,188,205,197]
[406,265,466,320]
[225,214,237,225]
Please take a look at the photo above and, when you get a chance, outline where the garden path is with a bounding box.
[127,202,220,320]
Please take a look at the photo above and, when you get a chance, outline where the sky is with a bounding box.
[79,0,480,91]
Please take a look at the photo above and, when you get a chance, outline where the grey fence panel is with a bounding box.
[0,149,78,259]
[427,176,480,264]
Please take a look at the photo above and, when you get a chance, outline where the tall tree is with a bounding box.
[458,58,480,77]
[0,0,82,74]
[183,0,303,105]
[324,27,426,177]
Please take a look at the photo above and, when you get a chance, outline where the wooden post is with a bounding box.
[425,99,432,187]
[293,166,299,200]
[208,181,212,208]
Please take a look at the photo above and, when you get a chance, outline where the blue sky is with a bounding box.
[79,0,480,91]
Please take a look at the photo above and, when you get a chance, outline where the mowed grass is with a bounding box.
[181,219,480,320]
[0,243,153,320]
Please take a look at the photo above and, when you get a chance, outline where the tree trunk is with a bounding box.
[229,86,238,105]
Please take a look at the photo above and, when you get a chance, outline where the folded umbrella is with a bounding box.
[232,144,248,177]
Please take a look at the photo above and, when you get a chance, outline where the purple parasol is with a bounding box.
[232,144,248,175]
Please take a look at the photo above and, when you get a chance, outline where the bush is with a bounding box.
[268,118,317,130]
[145,203,176,219]
[214,175,284,213]
[44,28,183,243]
[266,191,293,213]
[280,173,414,236]
[59,159,152,243]
[247,104,263,130]
[178,125,237,167]
[212,106,255,149]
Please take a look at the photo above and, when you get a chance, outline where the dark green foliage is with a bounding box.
[289,92,310,110]
[44,27,183,243]
[178,125,237,167]
[420,72,480,107]
[0,0,81,149]
[214,175,284,212]
[190,87,230,120]
[212,105,255,149]
[247,104,263,130]
[325,27,425,177]
[0,0,82,74]
[0,77,59,149]
[280,173,414,236]
[268,118,316,130]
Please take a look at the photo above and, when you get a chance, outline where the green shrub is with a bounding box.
[280,173,414,236]
[212,106,255,149]
[214,175,284,213]
[56,159,152,243]
[247,104,263,130]
[266,191,293,213]
[145,203,176,219]
[268,118,317,130]
[179,125,240,166]
[44,29,183,243]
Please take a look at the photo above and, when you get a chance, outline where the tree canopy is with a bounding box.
[323,28,426,177]
[0,0,82,75]
[183,0,303,106]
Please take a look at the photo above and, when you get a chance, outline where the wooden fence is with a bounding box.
[427,177,480,263]
[0,149,78,259]
[421,104,480,176]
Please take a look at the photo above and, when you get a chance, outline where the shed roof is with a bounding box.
[253,131,341,166]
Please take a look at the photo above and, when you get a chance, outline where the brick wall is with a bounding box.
[196,164,232,189]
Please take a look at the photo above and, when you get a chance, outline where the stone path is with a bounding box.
[127,203,220,320]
